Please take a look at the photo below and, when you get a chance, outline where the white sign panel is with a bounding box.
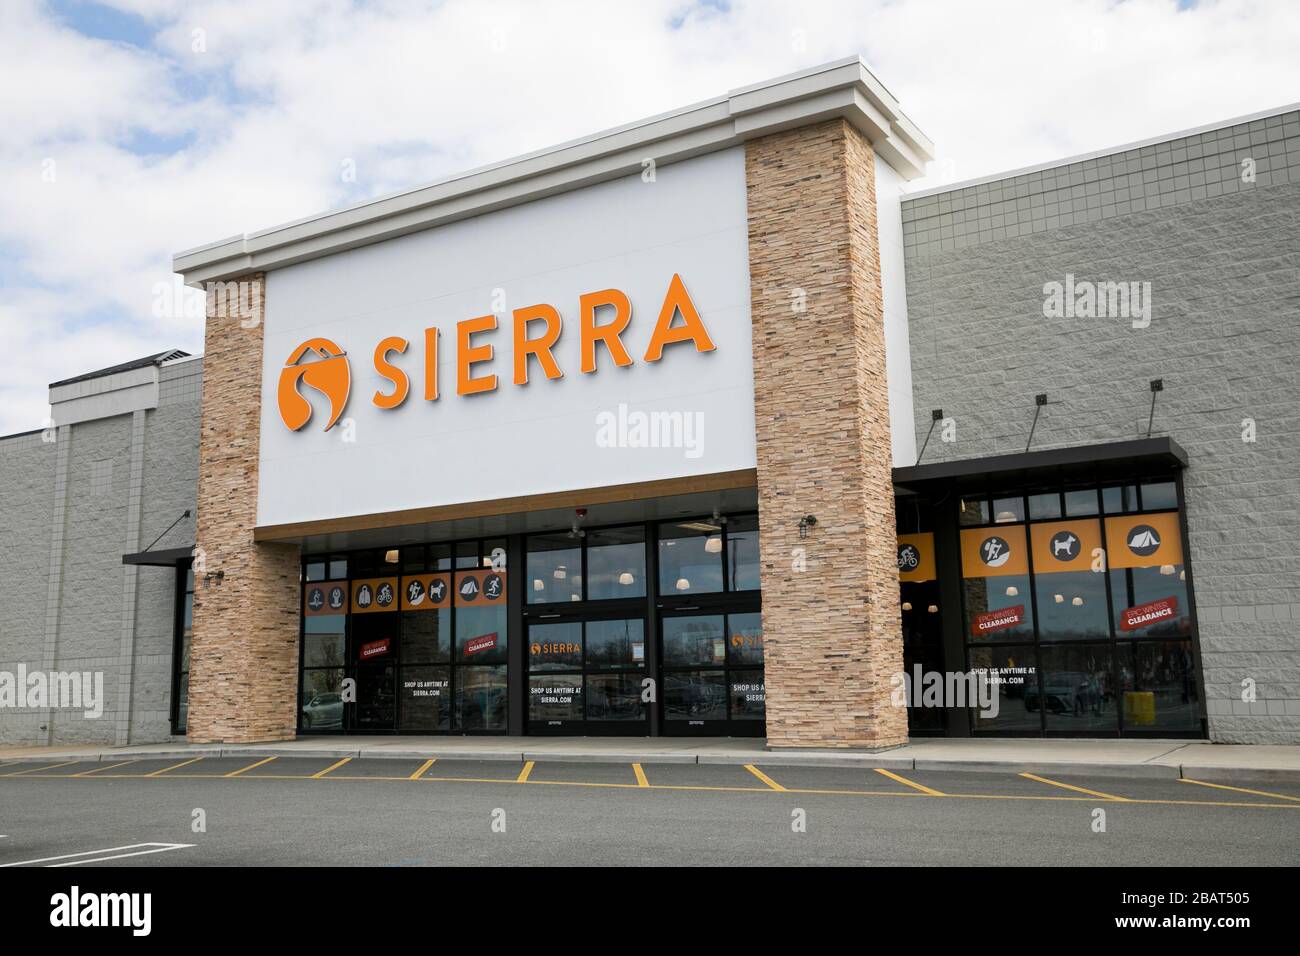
[257,148,755,527]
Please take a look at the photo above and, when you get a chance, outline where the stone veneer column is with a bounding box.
[186,273,301,743]
[745,119,908,749]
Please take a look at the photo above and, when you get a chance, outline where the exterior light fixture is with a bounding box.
[619,572,635,585]
[676,577,690,591]
[901,601,913,612]
[1005,585,1019,597]
[798,514,817,538]
[1072,597,1084,606]
[384,549,399,564]
[704,534,722,554]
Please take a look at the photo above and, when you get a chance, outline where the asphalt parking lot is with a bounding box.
[2,755,1297,866]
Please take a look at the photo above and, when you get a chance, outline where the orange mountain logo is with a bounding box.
[278,338,351,431]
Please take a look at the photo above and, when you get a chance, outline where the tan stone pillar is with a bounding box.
[746,119,907,749]
[186,273,301,743]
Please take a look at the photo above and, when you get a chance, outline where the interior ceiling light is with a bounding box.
[384,549,399,563]
[926,605,938,613]
[676,577,690,591]
[1072,597,1084,606]
[901,601,913,611]
[704,534,722,553]
[619,572,634,585]
[1005,585,1018,597]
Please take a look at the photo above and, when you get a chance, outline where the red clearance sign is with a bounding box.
[972,605,1024,637]
[464,633,498,656]
[359,638,391,660]
[1120,596,1179,632]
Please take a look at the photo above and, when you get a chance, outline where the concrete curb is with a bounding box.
[360,750,525,762]
[912,759,1182,780]
[524,751,698,764]
[700,752,914,769]
[1179,765,1300,786]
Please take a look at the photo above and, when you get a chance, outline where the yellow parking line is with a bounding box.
[226,756,276,777]
[516,761,535,783]
[4,760,81,776]
[743,765,787,791]
[311,757,352,779]
[1020,772,1130,801]
[146,756,205,777]
[410,758,436,780]
[875,768,945,796]
[1180,777,1300,803]
[73,760,139,777]
[632,763,649,787]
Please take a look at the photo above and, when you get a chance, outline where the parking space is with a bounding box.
[526,761,642,787]
[637,762,770,790]
[417,758,523,782]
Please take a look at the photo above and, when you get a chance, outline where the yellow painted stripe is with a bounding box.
[743,764,787,792]
[311,757,352,779]
[4,760,81,776]
[225,756,276,777]
[73,760,139,777]
[410,758,436,780]
[632,763,649,788]
[1180,777,1300,803]
[875,768,945,796]
[146,756,204,777]
[516,760,535,783]
[1020,772,1130,801]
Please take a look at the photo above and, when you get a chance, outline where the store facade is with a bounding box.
[11,59,1296,750]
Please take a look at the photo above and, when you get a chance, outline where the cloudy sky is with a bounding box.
[1,0,1297,434]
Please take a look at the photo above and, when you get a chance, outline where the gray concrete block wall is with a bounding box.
[901,108,1300,743]
[0,356,201,746]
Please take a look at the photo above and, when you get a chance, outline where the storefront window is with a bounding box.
[726,515,761,591]
[949,480,1201,737]
[585,526,646,600]
[456,665,508,731]
[968,645,1039,734]
[1120,640,1199,732]
[658,521,724,594]
[1036,643,1116,733]
[527,534,582,603]
[400,665,451,731]
[300,668,345,731]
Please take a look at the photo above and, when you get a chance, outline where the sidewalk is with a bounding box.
[4,736,1300,784]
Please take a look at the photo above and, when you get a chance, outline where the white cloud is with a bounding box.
[0,0,1297,433]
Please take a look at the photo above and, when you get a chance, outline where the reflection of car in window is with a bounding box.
[301,692,343,729]
[1024,671,1102,717]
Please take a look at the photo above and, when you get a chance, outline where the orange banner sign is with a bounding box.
[303,581,348,616]
[960,525,1029,578]
[352,577,398,614]
[454,569,507,606]
[1105,512,1184,569]
[897,533,936,582]
[401,573,450,611]
[1030,520,1104,574]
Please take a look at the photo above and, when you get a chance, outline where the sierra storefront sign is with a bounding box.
[277,273,715,432]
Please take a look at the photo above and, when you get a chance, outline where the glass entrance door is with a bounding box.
[659,608,764,736]
[527,613,649,735]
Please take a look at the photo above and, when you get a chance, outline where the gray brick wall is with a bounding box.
[0,357,201,745]
[901,108,1300,743]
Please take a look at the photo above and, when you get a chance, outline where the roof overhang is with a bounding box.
[122,546,193,567]
[892,438,1188,494]
[173,57,933,287]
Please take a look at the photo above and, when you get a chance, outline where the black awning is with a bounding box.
[122,546,193,567]
[892,437,1187,492]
